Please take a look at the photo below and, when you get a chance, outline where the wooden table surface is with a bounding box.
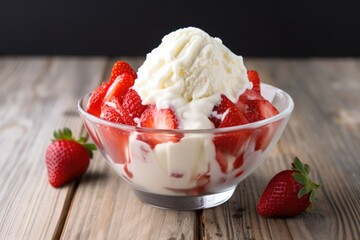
[0,57,359,240]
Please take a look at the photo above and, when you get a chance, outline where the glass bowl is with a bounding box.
[78,84,294,210]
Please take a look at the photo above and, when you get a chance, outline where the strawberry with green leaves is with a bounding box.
[257,157,321,218]
[45,128,96,187]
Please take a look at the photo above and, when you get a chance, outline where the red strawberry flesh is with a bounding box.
[87,82,111,117]
[247,70,261,94]
[101,96,136,126]
[138,105,181,148]
[122,88,147,119]
[105,73,136,103]
[109,61,137,84]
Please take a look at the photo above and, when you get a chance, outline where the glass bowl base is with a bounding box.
[133,187,236,210]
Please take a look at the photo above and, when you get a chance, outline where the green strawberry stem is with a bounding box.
[291,157,321,206]
[52,127,97,158]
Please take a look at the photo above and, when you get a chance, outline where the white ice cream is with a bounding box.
[134,27,251,129]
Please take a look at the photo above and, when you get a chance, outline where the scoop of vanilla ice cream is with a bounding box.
[134,27,251,129]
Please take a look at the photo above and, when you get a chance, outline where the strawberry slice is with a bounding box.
[236,89,263,112]
[244,99,279,150]
[209,94,235,127]
[97,124,131,177]
[210,94,251,157]
[214,105,251,156]
[105,73,136,103]
[140,105,179,129]
[98,98,133,176]
[138,105,181,148]
[213,95,235,114]
[233,152,245,169]
[122,88,147,119]
[215,148,228,173]
[87,82,111,117]
[109,61,137,84]
[101,97,136,126]
[244,99,279,123]
[235,71,280,152]
[219,105,249,128]
[255,122,279,151]
[247,70,261,94]
[236,88,279,123]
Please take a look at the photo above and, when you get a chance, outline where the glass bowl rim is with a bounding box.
[78,83,294,134]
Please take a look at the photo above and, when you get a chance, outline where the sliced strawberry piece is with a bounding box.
[244,99,279,123]
[247,70,261,94]
[233,152,244,169]
[243,99,279,150]
[236,89,263,112]
[109,61,137,84]
[208,114,221,128]
[255,121,280,151]
[138,105,181,148]
[214,129,252,157]
[122,88,147,119]
[140,105,179,129]
[98,125,130,166]
[213,95,250,156]
[213,94,235,114]
[215,148,228,173]
[87,82,111,117]
[237,86,279,123]
[214,105,251,156]
[219,106,249,128]
[100,103,123,124]
[101,97,136,126]
[209,94,240,128]
[105,73,136,103]
[98,99,133,168]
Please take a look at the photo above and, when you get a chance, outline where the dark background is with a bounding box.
[1,0,360,57]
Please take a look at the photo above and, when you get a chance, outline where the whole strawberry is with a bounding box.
[45,128,96,187]
[257,157,321,218]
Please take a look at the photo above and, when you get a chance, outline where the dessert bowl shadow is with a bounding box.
[78,84,294,210]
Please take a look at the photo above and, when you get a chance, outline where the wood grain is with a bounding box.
[0,57,359,240]
[0,57,107,240]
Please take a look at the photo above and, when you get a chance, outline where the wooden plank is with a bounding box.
[201,59,360,239]
[0,57,107,240]
[1,57,359,240]
[60,57,197,240]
